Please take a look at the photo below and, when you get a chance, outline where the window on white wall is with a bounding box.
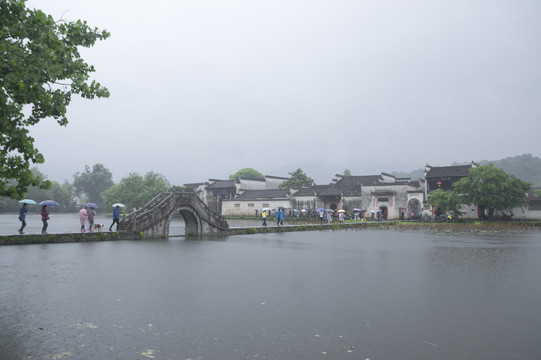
[248,204,254,207]
[234,204,240,208]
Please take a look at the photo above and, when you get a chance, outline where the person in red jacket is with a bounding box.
[41,205,49,234]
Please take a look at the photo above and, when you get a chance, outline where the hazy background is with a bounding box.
[27,0,541,185]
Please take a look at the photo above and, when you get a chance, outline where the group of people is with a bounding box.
[317,210,347,224]
[260,208,287,227]
[18,203,49,234]
[16,203,121,235]
[275,208,286,226]
[79,205,120,232]
[78,206,97,232]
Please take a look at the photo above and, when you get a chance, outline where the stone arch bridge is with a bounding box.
[119,192,229,238]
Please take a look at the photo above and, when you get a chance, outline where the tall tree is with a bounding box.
[73,164,114,207]
[343,169,352,176]
[427,188,464,219]
[453,164,531,220]
[279,169,314,189]
[0,1,110,199]
[102,171,170,211]
[229,168,264,180]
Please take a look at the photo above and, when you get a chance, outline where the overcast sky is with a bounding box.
[27,0,541,185]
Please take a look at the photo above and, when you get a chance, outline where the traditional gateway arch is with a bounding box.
[119,192,229,238]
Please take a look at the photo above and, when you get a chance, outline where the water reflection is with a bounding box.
[1,229,540,359]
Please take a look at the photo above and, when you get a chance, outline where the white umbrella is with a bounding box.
[19,199,37,205]
[39,200,59,206]
[112,203,126,208]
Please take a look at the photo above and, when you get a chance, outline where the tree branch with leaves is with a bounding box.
[0,1,110,199]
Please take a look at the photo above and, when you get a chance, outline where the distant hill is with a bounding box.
[392,168,425,181]
[392,154,541,187]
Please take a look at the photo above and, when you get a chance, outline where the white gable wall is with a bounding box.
[222,199,291,216]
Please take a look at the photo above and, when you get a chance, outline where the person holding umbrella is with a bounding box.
[87,207,96,233]
[338,210,345,224]
[326,209,333,224]
[41,205,49,234]
[109,205,120,231]
[18,203,28,234]
[79,206,88,232]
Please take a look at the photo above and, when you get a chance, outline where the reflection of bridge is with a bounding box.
[119,192,229,238]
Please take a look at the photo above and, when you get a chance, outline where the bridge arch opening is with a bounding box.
[164,206,202,237]
[167,213,185,237]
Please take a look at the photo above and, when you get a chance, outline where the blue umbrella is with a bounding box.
[39,200,59,206]
[317,208,326,212]
[84,202,99,209]
[19,199,37,205]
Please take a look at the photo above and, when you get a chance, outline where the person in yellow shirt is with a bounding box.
[262,211,267,227]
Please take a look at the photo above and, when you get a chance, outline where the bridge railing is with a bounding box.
[120,192,176,232]
[120,192,229,233]
[175,192,229,230]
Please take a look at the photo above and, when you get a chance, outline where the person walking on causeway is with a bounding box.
[109,205,120,231]
[18,203,27,235]
[87,207,96,233]
[276,208,286,226]
[79,207,88,233]
[41,205,49,234]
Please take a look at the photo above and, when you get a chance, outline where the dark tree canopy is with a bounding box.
[0,167,75,212]
[102,171,170,211]
[0,1,110,199]
[229,168,265,180]
[73,164,114,207]
[427,188,464,219]
[453,164,531,220]
[279,168,314,189]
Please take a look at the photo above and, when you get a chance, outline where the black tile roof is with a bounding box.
[206,180,236,189]
[235,177,266,182]
[372,190,395,196]
[237,189,289,199]
[335,175,382,186]
[425,165,473,178]
[294,185,361,196]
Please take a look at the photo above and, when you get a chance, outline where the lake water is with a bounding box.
[1,214,541,359]
[0,212,262,236]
